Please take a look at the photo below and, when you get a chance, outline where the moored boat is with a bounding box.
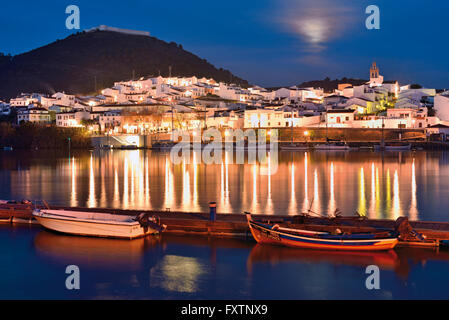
[246,213,398,251]
[234,143,270,151]
[280,143,309,151]
[314,142,350,151]
[384,143,411,151]
[32,209,166,239]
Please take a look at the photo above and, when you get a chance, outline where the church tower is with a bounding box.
[370,62,379,79]
[368,62,383,86]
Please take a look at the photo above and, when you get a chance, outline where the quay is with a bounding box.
[2,202,449,248]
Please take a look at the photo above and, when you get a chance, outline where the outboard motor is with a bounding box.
[394,217,424,241]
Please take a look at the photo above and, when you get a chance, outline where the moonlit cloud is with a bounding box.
[277,0,358,52]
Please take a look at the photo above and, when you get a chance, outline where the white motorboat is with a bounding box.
[32,209,166,239]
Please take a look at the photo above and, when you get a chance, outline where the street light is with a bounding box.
[304,130,309,143]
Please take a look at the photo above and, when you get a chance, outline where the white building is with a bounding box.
[17,108,51,125]
[244,109,285,128]
[56,111,91,127]
[434,93,449,122]
[52,92,76,107]
[326,109,356,127]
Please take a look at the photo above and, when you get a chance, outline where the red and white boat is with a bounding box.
[246,213,398,251]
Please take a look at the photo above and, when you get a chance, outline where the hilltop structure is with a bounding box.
[85,25,150,37]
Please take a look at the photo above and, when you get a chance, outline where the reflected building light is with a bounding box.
[145,157,150,207]
[410,159,418,220]
[137,155,145,208]
[251,163,258,213]
[328,162,336,217]
[375,167,380,214]
[164,156,174,209]
[266,152,273,215]
[87,154,97,208]
[113,168,120,208]
[131,158,135,204]
[225,151,229,198]
[100,163,106,208]
[386,169,391,217]
[220,151,231,213]
[311,169,320,214]
[221,162,225,201]
[358,167,366,216]
[288,162,297,215]
[392,169,401,219]
[192,151,199,211]
[302,152,309,213]
[182,160,190,208]
[70,157,77,207]
[368,163,376,218]
[123,157,129,209]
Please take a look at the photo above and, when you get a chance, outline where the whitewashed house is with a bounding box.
[17,108,51,125]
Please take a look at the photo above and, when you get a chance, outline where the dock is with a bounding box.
[1,202,449,247]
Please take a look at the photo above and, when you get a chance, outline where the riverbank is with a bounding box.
[0,122,91,149]
[3,123,446,150]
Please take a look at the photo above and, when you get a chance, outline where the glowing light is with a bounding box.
[311,169,320,214]
[70,157,77,207]
[392,170,401,219]
[302,152,309,213]
[410,159,418,220]
[87,154,96,208]
[328,162,336,217]
[288,162,297,215]
[358,167,366,216]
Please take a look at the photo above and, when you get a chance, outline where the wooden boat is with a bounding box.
[246,213,398,251]
[32,209,166,239]
[280,143,309,151]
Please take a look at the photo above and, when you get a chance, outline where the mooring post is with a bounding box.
[209,201,216,222]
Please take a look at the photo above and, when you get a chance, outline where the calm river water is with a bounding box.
[2,149,449,299]
[1,149,449,221]
[2,225,449,299]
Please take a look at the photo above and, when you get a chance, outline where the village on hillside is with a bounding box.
[1,62,449,141]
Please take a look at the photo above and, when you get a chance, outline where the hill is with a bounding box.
[0,30,249,100]
[298,77,368,93]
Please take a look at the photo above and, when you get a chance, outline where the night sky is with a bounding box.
[1,0,448,88]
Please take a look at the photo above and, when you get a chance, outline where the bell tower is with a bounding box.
[369,62,383,86]
[370,62,379,79]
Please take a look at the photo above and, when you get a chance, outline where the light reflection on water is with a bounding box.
[2,150,449,221]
